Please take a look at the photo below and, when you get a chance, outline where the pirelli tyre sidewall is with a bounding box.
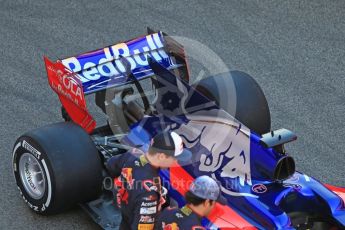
[12,122,103,215]
[13,136,52,213]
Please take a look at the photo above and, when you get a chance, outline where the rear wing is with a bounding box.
[60,29,189,94]
[44,29,190,133]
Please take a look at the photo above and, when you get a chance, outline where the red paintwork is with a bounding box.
[324,184,345,202]
[44,57,96,133]
[169,164,256,230]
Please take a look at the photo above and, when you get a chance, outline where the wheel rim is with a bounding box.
[19,153,46,199]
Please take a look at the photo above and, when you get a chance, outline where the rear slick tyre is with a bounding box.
[193,71,271,135]
[13,122,103,215]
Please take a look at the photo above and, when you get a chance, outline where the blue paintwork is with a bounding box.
[61,32,179,94]
[118,50,345,229]
[123,116,345,229]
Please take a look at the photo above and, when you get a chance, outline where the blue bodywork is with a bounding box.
[61,32,179,94]
[119,61,345,229]
[123,117,345,229]
[61,30,345,229]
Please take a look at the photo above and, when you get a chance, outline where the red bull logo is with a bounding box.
[121,168,134,189]
[163,222,180,230]
[61,33,169,83]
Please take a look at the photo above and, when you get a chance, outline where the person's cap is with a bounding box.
[149,131,192,162]
[189,175,227,205]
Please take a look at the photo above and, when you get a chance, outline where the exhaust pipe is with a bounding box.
[274,156,295,180]
[253,154,295,181]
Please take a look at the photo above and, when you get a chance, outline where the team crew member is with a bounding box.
[154,175,227,230]
[106,131,192,230]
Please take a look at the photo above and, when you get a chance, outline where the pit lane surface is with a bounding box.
[1,0,344,229]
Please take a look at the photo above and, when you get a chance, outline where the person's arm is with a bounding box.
[132,191,159,230]
[106,152,129,178]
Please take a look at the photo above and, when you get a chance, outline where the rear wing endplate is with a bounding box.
[44,57,96,133]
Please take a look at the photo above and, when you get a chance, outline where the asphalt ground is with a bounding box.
[0,0,344,229]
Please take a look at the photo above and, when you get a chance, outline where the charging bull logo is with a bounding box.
[172,110,257,197]
[151,67,256,197]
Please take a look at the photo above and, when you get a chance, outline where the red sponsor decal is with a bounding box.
[252,184,267,194]
[44,57,96,133]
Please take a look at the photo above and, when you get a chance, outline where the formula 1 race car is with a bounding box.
[12,29,345,229]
